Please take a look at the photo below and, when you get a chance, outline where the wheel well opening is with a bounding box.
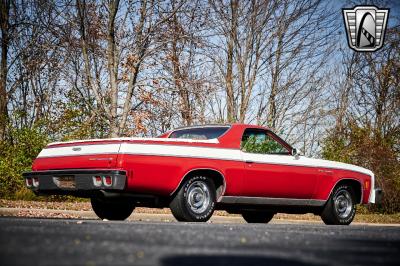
[334,179,362,204]
[177,169,225,200]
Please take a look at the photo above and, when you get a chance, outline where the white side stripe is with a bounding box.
[38,144,121,158]
[119,143,242,161]
[242,152,373,176]
[38,143,241,161]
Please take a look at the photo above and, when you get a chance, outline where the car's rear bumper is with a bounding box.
[22,169,126,196]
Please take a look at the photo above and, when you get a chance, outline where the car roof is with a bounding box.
[172,123,268,131]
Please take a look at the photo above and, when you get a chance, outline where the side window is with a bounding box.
[241,129,289,154]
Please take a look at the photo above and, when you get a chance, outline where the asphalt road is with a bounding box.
[0,217,399,266]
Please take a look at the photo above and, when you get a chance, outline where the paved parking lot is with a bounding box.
[1,217,399,266]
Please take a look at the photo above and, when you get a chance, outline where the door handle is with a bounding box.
[245,160,254,164]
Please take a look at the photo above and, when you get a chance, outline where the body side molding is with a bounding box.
[220,196,326,206]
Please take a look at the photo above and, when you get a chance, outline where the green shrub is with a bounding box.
[0,126,47,199]
[322,123,400,214]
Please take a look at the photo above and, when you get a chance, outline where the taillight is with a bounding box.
[26,178,33,188]
[103,176,112,187]
[93,176,102,187]
[32,177,39,188]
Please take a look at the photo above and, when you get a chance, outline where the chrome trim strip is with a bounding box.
[220,196,326,206]
[172,124,231,131]
[169,125,232,142]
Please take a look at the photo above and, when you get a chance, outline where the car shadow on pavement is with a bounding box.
[161,255,325,266]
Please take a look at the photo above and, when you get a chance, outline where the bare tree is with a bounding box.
[252,0,338,155]
[0,0,10,141]
[349,25,400,139]
[154,0,215,126]
[74,0,186,137]
[208,0,278,123]
[0,0,66,140]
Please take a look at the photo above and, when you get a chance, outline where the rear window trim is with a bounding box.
[169,126,231,140]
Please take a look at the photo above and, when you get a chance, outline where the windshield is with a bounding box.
[169,126,229,140]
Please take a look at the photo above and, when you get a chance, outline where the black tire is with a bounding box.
[242,211,274,223]
[170,176,216,222]
[321,185,356,225]
[91,197,135,221]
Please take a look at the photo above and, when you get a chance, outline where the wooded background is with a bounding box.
[0,0,399,213]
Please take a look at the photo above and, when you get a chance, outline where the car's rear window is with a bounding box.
[169,126,229,140]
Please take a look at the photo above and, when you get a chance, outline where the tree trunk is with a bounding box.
[170,12,192,126]
[225,0,238,123]
[267,36,283,130]
[0,0,10,141]
[76,0,112,126]
[107,0,120,137]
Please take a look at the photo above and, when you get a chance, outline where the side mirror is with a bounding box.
[292,148,300,159]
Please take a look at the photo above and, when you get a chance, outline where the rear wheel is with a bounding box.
[242,211,274,223]
[170,176,216,222]
[321,185,356,225]
[91,197,135,220]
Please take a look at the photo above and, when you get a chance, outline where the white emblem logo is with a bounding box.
[343,6,389,52]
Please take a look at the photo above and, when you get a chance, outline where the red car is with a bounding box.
[23,124,381,225]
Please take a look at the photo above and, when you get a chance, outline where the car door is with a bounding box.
[241,128,318,199]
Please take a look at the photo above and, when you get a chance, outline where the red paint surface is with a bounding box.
[31,124,372,203]
[120,154,244,196]
[33,154,119,170]
[243,163,319,199]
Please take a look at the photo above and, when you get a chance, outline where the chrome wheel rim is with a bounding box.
[186,180,210,214]
[334,189,353,219]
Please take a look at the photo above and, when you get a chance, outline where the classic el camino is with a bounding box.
[23,124,381,225]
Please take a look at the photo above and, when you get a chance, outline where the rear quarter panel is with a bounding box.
[120,154,244,196]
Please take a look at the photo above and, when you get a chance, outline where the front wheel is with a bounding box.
[91,197,135,221]
[320,185,356,225]
[242,211,274,223]
[170,176,216,222]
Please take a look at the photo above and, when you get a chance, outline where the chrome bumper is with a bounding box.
[22,169,126,195]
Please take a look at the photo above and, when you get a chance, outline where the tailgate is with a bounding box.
[33,143,121,170]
